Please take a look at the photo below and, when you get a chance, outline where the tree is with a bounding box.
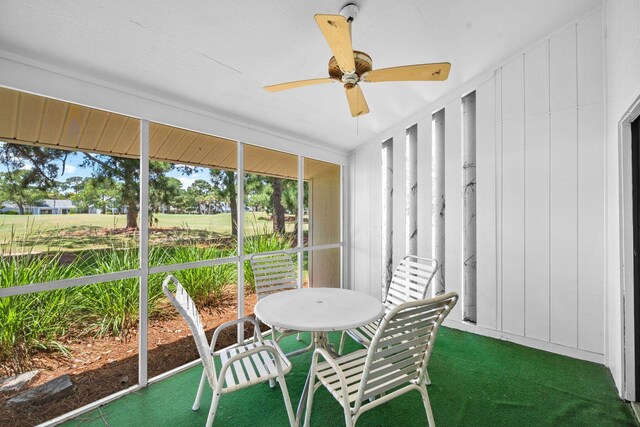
[81,155,185,229]
[183,180,213,214]
[0,142,67,189]
[0,171,46,214]
[270,177,286,234]
[150,176,183,214]
[0,142,67,213]
[210,170,238,237]
[244,173,271,212]
[71,178,119,213]
[64,176,85,196]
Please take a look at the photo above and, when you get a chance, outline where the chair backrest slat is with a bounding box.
[357,292,458,409]
[250,252,298,300]
[162,275,217,388]
[384,256,438,311]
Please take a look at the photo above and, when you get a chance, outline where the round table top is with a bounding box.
[254,288,385,332]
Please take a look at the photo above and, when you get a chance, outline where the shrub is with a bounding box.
[243,227,294,291]
[75,246,147,337]
[156,244,236,307]
[0,233,79,373]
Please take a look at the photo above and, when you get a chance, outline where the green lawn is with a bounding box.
[0,212,301,253]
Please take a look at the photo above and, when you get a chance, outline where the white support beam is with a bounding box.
[298,155,304,288]
[237,142,245,343]
[138,119,149,387]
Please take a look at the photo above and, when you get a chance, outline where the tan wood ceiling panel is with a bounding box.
[16,92,45,142]
[38,98,68,145]
[0,88,337,179]
[58,103,90,150]
[114,119,140,156]
[0,87,18,138]
[77,109,110,151]
[304,158,339,179]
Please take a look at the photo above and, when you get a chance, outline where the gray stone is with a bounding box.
[0,370,39,394]
[6,375,73,406]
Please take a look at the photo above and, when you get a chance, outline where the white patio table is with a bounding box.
[254,287,385,423]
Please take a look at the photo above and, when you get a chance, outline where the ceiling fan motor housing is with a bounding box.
[328,50,372,80]
[339,3,359,22]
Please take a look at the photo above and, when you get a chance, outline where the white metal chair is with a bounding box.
[162,275,296,427]
[249,251,312,356]
[338,255,438,355]
[304,292,458,427]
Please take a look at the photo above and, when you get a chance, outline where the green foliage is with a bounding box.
[243,225,293,291]
[159,245,237,308]
[0,236,79,373]
[74,247,144,338]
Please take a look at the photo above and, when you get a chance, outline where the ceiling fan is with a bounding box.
[264,3,451,117]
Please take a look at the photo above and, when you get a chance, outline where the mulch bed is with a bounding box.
[0,290,264,427]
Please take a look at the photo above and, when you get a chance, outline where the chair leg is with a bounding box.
[205,391,221,427]
[424,369,431,386]
[338,331,346,355]
[419,385,435,427]
[269,378,276,388]
[296,332,301,341]
[277,374,297,427]
[342,400,354,427]
[192,369,207,411]
[303,383,317,427]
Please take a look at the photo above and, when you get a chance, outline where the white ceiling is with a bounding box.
[0,0,600,152]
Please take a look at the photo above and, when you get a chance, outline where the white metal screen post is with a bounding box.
[298,156,304,288]
[138,119,150,387]
[237,142,245,343]
[340,165,346,289]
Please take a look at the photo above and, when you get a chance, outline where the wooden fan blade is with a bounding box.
[361,63,451,82]
[315,14,356,73]
[345,85,369,117]
[264,78,338,92]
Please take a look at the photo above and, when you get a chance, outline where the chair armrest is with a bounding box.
[210,316,262,353]
[312,348,351,405]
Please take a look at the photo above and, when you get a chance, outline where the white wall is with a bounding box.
[603,0,640,398]
[350,8,605,364]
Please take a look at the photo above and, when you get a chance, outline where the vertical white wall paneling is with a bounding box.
[577,11,605,355]
[406,124,418,255]
[417,116,432,260]
[494,67,503,331]
[524,40,551,342]
[353,149,369,294]
[549,20,579,348]
[577,12,604,108]
[577,102,605,354]
[381,139,394,296]
[476,78,497,329]
[524,113,551,341]
[550,108,578,347]
[432,109,446,296]
[501,117,526,336]
[500,55,526,336]
[369,142,383,300]
[347,8,607,366]
[550,25,578,112]
[462,92,477,322]
[524,41,550,117]
[392,128,407,271]
[444,99,462,319]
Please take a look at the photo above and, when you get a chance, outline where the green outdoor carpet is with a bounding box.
[63,328,636,426]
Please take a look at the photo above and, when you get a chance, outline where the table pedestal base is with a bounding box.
[296,331,340,423]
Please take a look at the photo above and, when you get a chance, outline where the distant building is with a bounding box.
[0,199,76,214]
